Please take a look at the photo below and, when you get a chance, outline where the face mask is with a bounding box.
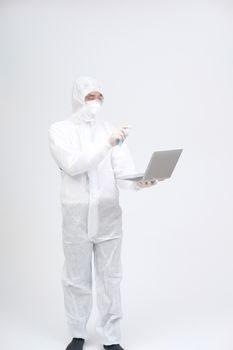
[84,100,102,116]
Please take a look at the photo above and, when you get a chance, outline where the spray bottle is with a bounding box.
[117,125,133,146]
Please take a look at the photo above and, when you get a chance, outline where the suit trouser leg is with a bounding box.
[62,240,93,339]
[93,236,123,345]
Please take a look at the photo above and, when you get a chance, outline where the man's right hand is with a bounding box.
[108,127,128,147]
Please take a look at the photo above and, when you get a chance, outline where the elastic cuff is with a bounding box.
[134,182,143,191]
[104,141,113,150]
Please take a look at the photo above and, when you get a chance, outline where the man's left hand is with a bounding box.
[136,177,159,188]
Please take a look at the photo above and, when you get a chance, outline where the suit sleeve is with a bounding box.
[111,139,142,191]
[48,124,112,176]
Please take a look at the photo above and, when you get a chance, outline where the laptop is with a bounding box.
[118,149,183,181]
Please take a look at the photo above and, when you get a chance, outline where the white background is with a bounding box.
[0,1,233,349]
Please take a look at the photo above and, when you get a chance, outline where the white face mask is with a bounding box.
[84,100,102,117]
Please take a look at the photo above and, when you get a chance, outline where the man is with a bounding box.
[48,76,158,350]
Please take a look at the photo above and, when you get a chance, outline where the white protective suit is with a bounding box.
[48,77,141,345]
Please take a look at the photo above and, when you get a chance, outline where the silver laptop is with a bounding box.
[118,149,183,181]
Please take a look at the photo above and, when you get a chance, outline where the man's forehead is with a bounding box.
[86,90,103,96]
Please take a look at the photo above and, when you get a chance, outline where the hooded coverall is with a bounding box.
[48,77,141,345]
